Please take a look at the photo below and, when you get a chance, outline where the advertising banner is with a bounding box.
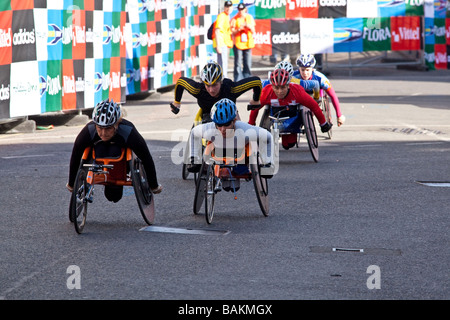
[1,0,449,121]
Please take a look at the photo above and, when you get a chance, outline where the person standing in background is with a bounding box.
[213,1,234,78]
[230,2,255,81]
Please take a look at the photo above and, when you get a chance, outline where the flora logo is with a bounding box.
[47,24,62,45]
[363,27,391,41]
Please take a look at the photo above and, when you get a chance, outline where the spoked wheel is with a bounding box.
[70,168,89,234]
[251,156,269,217]
[204,165,216,224]
[301,107,319,163]
[193,162,208,214]
[132,156,155,225]
[321,96,333,139]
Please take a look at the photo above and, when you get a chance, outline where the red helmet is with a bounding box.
[270,68,290,86]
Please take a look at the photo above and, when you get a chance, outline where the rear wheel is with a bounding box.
[193,162,208,214]
[132,157,155,225]
[204,165,216,224]
[70,168,88,234]
[302,107,319,163]
[251,156,269,217]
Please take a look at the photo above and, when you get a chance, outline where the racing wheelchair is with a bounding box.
[69,145,155,234]
[193,141,269,224]
[252,103,319,162]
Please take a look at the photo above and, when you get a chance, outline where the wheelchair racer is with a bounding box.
[67,99,162,202]
[261,61,320,100]
[170,61,262,121]
[188,98,275,184]
[293,54,345,126]
[249,68,332,150]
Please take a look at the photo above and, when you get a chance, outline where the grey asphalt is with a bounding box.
[0,64,449,303]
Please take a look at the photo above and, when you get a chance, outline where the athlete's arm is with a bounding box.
[68,124,93,188]
[248,84,270,125]
[173,77,202,106]
[231,76,262,103]
[291,84,326,125]
[126,127,159,190]
[324,87,342,118]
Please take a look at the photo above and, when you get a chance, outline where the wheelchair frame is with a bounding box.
[69,146,155,234]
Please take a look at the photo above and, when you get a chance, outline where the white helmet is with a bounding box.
[275,61,294,77]
[296,54,316,68]
[92,99,121,127]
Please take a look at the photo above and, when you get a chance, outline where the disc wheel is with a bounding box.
[132,156,155,225]
[302,107,319,163]
[70,168,88,234]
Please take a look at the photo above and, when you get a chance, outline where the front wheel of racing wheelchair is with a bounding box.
[69,147,155,234]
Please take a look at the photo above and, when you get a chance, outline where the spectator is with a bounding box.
[230,3,255,81]
[213,1,234,78]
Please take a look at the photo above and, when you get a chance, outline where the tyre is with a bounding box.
[204,165,216,224]
[182,163,190,180]
[302,107,319,162]
[70,168,88,234]
[251,158,269,217]
[132,156,155,225]
[193,162,208,214]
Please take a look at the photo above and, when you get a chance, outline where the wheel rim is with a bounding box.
[132,157,155,225]
[251,160,269,217]
[205,166,215,224]
[72,169,88,233]
[303,109,319,162]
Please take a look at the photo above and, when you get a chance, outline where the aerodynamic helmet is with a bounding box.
[211,98,237,125]
[92,99,121,127]
[201,62,223,85]
[275,61,294,77]
[270,68,291,87]
[296,54,316,68]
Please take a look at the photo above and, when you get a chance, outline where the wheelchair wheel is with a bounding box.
[131,156,155,225]
[321,96,333,139]
[301,107,319,163]
[259,107,271,130]
[193,162,208,214]
[182,163,190,180]
[70,168,88,234]
[251,158,269,217]
[205,165,216,224]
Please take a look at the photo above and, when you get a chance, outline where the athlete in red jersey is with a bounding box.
[248,68,331,149]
